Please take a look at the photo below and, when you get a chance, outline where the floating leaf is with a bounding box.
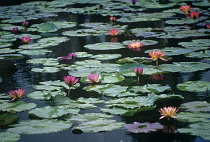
[0,101,37,113]
[38,22,58,32]
[84,42,125,50]
[177,81,210,92]
[90,54,122,60]
[123,122,163,133]
[72,118,124,133]
[28,106,80,119]
[31,67,60,73]
[177,112,210,123]
[180,101,210,112]
[27,90,66,100]
[0,132,20,142]
[8,119,72,134]
[101,74,124,83]
[0,113,19,126]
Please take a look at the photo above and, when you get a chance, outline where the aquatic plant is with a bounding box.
[61,56,68,60]
[131,0,137,5]
[206,23,210,28]
[159,106,179,120]
[147,50,168,65]
[109,29,119,36]
[86,73,100,83]
[64,75,79,96]
[20,36,31,43]
[134,68,143,84]
[68,53,77,59]
[12,27,19,34]
[8,88,26,101]
[127,41,144,51]
[179,5,192,15]
[110,17,117,21]
[150,73,164,80]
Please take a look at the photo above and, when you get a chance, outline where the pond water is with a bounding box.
[0,0,210,142]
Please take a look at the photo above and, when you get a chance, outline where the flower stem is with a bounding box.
[155,60,159,66]
[137,76,140,84]
[67,87,71,97]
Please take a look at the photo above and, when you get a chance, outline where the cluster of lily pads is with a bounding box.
[1,0,210,141]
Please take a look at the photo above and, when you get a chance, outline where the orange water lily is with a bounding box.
[8,88,26,101]
[189,11,199,19]
[159,106,179,119]
[147,50,168,65]
[127,41,144,51]
[180,5,192,15]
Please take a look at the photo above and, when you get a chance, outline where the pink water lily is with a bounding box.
[22,21,29,26]
[109,29,119,36]
[86,73,100,83]
[68,53,77,59]
[127,41,144,51]
[64,75,79,96]
[12,27,19,33]
[8,88,26,101]
[147,50,168,65]
[61,56,68,60]
[21,36,31,43]
[134,68,143,84]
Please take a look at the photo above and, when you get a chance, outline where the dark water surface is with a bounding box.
[1,0,210,142]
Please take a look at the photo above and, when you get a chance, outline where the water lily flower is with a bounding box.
[134,68,143,84]
[110,17,117,21]
[147,50,168,65]
[12,27,19,33]
[20,36,31,43]
[150,73,164,80]
[22,21,29,26]
[189,11,199,19]
[206,24,210,29]
[8,88,26,101]
[86,73,100,83]
[159,106,179,120]
[109,29,119,36]
[64,75,79,96]
[61,56,69,60]
[127,41,144,51]
[68,53,77,59]
[179,5,192,15]
[131,0,137,5]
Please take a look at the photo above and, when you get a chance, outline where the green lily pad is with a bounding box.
[0,101,37,113]
[31,67,60,73]
[28,106,80,119]
[0,54,23,60]
[180,101,210,112]
[38,22,58,32]
[72,118,125,133]
[179,39,210,51]
[178,121,210,141]
[177,112,210,123]
[8,119,72,134]
[165,16,209,25]
[84,42,125,50]
[18,49,52,55]
[0,132,20,142]
[0,48,17,54]
[0,113,19,126]
[186,51,210,58]
[90,54,122,60]
[158,62,210,73]
[26,58,59,66]
[177,81,210,92]
[27,90,66,100]
[101,74,124,83]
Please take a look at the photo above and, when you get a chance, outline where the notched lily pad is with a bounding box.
[180,101,210,112]
[177,81,210,92]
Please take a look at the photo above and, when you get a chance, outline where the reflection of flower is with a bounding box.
[110,37,118,43]
[86,73,100,83]
[8,88,26,101]
[150,73,164,80]
[61,56,68,60]
[127,41,144,51]
[21,36,31,43]
[64,75,79,96]
[110,17,117,21]
[68,53,77,59]
[109,29,119,36]
[147,50,168,65]
[206,24,210,29]
[162,125,177,133]
[179,5,192,15]
[159,106,179,120]
[189,11,199,19]
[131,0,137,5]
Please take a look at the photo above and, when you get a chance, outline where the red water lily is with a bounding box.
[189,11,199,19]
[8,88,26,101]
[21,36,31,43]
[206,24,210,29]
[110,17,117,21]
[179,5,192,15]
[109,29,119,36]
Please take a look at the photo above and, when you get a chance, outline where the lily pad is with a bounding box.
[123,122,163,133]
[31,67,60,73]
[0,132,20,142]
[38,22,58,32]
[177,81,210,92]
[28,106,80,119]
[84,42,125,50]
[0,101,37,113]
[27,90,66,100]
[72,118,124,133]
[90,54,122,60]
[180,101,210,112]
[0,113,19,126]
[177,112,210,123]
[8,119,72,134]
[18,49,52,55]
